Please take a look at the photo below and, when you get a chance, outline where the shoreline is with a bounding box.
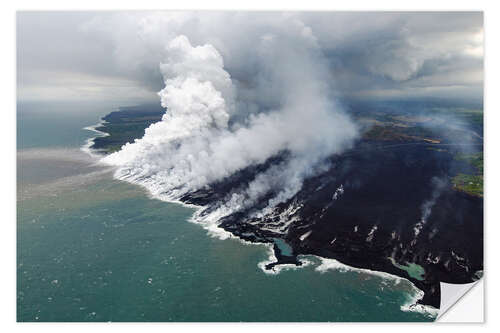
[81,119,110,158]
[81,116,439,319]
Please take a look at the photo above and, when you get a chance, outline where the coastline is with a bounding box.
[81,112,439,319]
[81,119,110,157]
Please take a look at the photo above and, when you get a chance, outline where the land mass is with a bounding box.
[91,104,165,153]
[89,101,483,309]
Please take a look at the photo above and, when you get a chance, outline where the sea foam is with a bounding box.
[315,257,439,318]
[81,120,110,158]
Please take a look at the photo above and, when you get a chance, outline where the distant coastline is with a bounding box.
[84,104,165,154]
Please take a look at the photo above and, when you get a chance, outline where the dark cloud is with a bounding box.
[17,11,483,105]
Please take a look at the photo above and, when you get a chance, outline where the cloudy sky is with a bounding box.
[17,11,483,106]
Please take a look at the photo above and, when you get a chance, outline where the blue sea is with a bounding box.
[17,101,436,322]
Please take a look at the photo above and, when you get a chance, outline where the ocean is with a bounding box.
[17,102,436,322]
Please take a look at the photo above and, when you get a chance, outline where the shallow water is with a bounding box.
[389,258,426,281]
[17,104,435,322]
[274,238,293,256]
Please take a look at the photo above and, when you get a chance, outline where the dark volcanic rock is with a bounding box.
[91,104,164,153]
[93,104,483,310]
[183,142,483,308]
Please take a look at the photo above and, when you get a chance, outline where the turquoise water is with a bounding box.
[389,258,426,281]
[17,103,435,322]
[274,238,293,256]
[17,101,117,149]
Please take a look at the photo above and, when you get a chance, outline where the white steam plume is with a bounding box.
[412,177,447,243]
[102,24,358,224]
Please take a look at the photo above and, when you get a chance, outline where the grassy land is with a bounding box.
[455,152,483,174]
[430,107,484,127]
[362,124,441,143]
[452,174,483,197]
[452,152,483,197]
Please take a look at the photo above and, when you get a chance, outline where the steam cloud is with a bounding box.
[102,15,358,227]
[412,177,447,243]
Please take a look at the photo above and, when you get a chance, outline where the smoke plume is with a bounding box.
[102,15,359,226]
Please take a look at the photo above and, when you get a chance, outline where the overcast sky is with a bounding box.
[17,11,483,107]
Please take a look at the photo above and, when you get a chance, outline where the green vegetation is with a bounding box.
[430,107,483,127]
[362,124,440,143]
[452,152,483,197]
[452,174,483,197]
[455,152,483,174]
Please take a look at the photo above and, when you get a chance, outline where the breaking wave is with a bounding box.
[81,120,110,157]
[315,257,439,318]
